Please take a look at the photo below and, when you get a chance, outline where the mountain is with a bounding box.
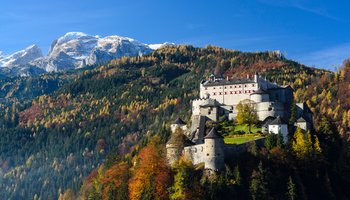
[0,45,43,68]
[0,45,336,199]
[0,32,168,76]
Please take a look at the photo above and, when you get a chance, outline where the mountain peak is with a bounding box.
[0,44,43,68]
[148,42,176,50]
[0,32,170,76]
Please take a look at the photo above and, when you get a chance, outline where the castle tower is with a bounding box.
[166,127,194,166]
[166,134,182,166]
[204,128,225,171]
[250,88,269,103]
[171,117,187,133]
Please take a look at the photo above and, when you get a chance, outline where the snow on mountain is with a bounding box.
[148,42,175,50]
[0,45,43,68]
[36,32,155,71]
[0,32,172,76]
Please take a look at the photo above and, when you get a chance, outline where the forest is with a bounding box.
[0,45,349,199]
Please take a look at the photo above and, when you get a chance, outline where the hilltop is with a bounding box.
[0,45,343,199]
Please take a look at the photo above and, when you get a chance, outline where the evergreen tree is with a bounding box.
[233,165,241,186]
[286,176,297,200]
[265,133,276,150]
[276,132,284,148]
[249,162,269,200]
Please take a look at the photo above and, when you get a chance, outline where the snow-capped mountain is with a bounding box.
[0,45,43,68]
[33,32,155,72]
[148,42,175,50]
[0,32,173,76]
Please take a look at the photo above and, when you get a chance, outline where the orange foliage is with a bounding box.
[100,162,129,200]
[128,144,171,200]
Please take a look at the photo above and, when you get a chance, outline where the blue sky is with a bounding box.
[0,0,349,70]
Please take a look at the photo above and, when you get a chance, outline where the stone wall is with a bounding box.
[184,144,206,165]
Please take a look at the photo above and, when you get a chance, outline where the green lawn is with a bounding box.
[234,124,261,133]
[224,135,264,144]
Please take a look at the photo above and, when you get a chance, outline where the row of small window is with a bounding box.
[212,90,255,95]
[205,84,255,90]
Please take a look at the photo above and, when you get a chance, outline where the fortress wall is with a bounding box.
[200,107,219,122]
[223,138,265,158]
[192,98,216,115]
[184,144,206,165]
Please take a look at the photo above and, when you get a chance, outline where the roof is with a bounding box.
[202,78,255,87]
[204,128,223,139]
[296,117,307,123]
[173,117,186,125]
[250,88,267,95]
[269,116,286,125]
[199,101,218,108]
[167,133,194,146]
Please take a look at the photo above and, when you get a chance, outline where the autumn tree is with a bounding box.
[128,142,171,200]
[292,128,322,161]
[100,161,130,200]
[170,158,204,200]
[236,101,258,133]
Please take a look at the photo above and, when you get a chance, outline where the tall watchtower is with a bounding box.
[204,128,225,171]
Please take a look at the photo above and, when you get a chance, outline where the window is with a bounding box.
[252,84,255,87]
[224,86,227,89]
[235,91,237,94]
[239,85,241,88]
[207,154,209,156]
[219,92,222,95]
[213,87,216,89]
[235,85,237,88]
[239,91,241,94]
[230,91,233,94]
[230,86,232,88]
[245,84,247,87]
[224,92,227,95]
[213,92,216,95]
[205,87,207,90]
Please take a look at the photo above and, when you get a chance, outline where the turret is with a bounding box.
[204,128,224,171]
[254,72,259,83]
[166,127,194,166]
[171,117,187,133]
[250,88,269,103]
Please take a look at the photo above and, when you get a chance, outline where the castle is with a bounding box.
[166,73,313,171]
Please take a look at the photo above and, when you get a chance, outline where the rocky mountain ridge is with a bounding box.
[0,32,171,76]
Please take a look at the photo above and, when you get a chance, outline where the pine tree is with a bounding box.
[249,162,269,200]
[286,176,297,200]
[233,165,241,186]
[276,132,284,148]
[265,133,276,150]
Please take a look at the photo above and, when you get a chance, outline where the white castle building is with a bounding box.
[166,73,313,171]
[194,73,294,122]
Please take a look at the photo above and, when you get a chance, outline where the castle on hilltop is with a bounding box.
[166,73,313,171]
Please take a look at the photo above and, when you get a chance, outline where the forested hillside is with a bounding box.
[0,45,343,199]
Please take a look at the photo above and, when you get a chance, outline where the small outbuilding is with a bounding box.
[268,116,288,142]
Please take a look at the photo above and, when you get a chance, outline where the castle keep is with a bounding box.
[166,73,313,171]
